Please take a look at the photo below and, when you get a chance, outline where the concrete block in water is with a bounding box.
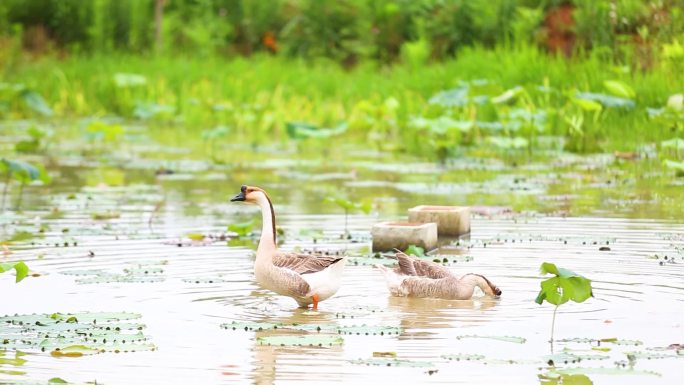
[408,205,471,236]
[371,221,438,252]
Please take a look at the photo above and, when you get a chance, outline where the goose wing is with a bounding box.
[395,252,453,279]
[274,252,344,275]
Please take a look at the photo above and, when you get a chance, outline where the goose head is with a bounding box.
[231,185,266,204]
[477,274,502,297]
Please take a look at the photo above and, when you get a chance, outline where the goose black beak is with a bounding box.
[230,191,246,202]
[230,185,247,202]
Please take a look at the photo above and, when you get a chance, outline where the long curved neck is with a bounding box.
[457,274,491,298]
[254,191,277,258]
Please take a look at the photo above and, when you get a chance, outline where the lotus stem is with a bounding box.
[550,304,559,354]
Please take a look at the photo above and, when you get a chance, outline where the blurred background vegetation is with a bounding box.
[1,0,683,65]
[0,0,683,160]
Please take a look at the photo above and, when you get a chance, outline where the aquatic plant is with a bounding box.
[227,219,256,237]
[535,262,593,350]
[202,125,230,161]
[0,312,155,356]
[62,261,166,285]
[256,335,343,347]
[286,121,348,140]
[0,158,50,212]
[324,196,372,236]
[404,245,426,258]
[349,357,435,367]
[0,261,29,283]
[221,321,401,336]
[15,126,51,154]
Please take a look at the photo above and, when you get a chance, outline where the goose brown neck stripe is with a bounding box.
[264,192,276,244]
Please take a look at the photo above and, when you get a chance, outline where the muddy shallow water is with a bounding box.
[1,125,684,385]
[3,208,684,384]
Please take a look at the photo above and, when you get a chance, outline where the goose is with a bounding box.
[230,185,346,310]
[375,251,501,300]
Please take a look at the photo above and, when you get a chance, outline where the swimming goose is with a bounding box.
[231,185,346,310]
[376,252,501,299]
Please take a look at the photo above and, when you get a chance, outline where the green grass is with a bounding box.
[1,45,682,157]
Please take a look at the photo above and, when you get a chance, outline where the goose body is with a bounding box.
[231,185,346,309]
[376,252,501,300]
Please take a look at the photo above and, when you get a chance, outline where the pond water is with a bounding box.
[1,124,683,385]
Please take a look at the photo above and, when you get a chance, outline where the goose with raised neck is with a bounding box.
[376,251,501,300]
[231,185,346,310]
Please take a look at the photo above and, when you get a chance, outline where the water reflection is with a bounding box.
[388,296,500,337]
[249,309,344,385]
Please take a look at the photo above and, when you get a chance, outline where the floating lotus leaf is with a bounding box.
[335,306,385,319]
[348,256,397,266]
[0,369,26,376]
[349,358,435,367]
[625,351,684,360]
[455,335,527,344]
[557,337,643,346]
[182,278,228,284]
[63,262,166,285]
[548,367,661,377]
[334,325,401,336]
[60,269,110,276]
[75,275,165,284]
[441,353,485,361]
[481,358,540,365]
[556,337,595,344]
[220,322,401,336]
[538,372,593,385]
[0,312,154,356]
[221,321,280,331]
[122,267,164,275]
[0,350,26,366]
[544,352,609,364]
[256,335,343,347]
[575,92,635,109]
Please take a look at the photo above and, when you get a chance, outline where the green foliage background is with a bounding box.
[0,0,683,64]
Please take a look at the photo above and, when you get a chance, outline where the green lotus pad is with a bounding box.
[0,312,155,356]
[349,358,436,367]
[221,321,401,335]
[256,335,343,347]
[455,335,527,344]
